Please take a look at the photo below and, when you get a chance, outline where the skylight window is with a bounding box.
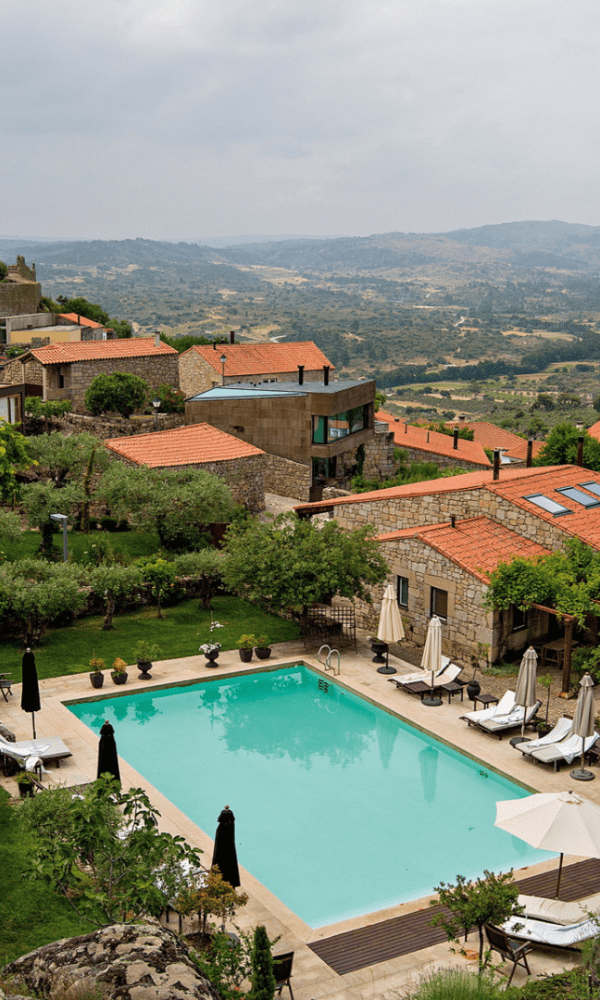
[523,493,571,516]
[556,486,600,508]
[580,481,600,499]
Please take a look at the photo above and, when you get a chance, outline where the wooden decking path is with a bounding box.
[309,858,600,976]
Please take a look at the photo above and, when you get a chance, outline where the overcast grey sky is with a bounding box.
[2,0,598,241]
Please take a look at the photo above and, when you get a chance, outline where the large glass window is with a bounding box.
[397,576,409,608]
[430,587,448,621]
[313,405,368,444]
[312,416,327,444]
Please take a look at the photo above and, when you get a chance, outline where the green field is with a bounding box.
[0,530,162,564]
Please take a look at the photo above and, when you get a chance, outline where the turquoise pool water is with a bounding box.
[68,665,552,927]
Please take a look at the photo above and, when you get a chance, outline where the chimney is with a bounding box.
[459,414,465,422]
[450,515,456,528]
[526,439,533,467]
[213,341,217,350]
[298,365,304,385]
[323,365,330,386]
[577,436,584,467]
[493,449,501,480]
[394,417,399,422]
[230,331,235,344]
[427,432,430,442]
[405,423,408,433]
[154,331,161,347]
[453,428,459,450]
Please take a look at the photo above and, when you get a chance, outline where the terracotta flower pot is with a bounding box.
[90,672,104,689]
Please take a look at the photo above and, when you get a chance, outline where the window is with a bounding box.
[312,416,326,444]
[556,486,600,508]
[430,587,448,621]
[397,576,409,608]
[512,605,528,631]
[523,493,571,517]
[313,405,368,444]
[580,481,600,499]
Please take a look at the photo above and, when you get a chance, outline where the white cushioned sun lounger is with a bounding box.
[528,731,599,769]
[517,892,600,925]
[512,716,573,755]
[460,690,515,726]
[476,700,541,739]
[0,734,72,768]
[503,914,599,947]
[389,655,453,688]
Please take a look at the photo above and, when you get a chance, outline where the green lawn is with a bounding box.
[0,530,162,563]
[0,596,301,682]
[0,789,95,966]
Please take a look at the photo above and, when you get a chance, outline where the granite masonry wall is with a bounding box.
[394,443,489,472]
[43,354,180,411]
[55,412,185,437]
[178,350,330,397]
[320,486,487,533]
[363,425,395,479]
[263,453,312,500]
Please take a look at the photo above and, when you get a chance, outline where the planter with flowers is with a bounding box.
[17,769,37,798]
[111,657,128,685]
[200,619,224,666]
[254,635,272,660]
[237,635,257,663]
[89,657,105,688]
[132,641,162,680]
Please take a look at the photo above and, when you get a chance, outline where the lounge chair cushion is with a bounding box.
[503,914,598,946]
[461,691,515,725]
[518,892,600,925]
[478,701,541,734]
[530,732,599,765]
[513,717,572,754]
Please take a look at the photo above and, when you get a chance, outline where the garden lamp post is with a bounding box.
[50,513,68,562]
[151,397,160,430]
[220,354,227,385]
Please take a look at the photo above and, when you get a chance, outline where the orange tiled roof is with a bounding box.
[59,313,106,329]
[445,420,544,461]
[294,465,547,514]
[587,419,600,440]
[377,516,550,583]
[104,422,264,467]
[184,341,334,376]
[27,338,177,364]
[488,465,600,550]
[376,411,491,467]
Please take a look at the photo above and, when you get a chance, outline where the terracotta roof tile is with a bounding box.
[587,419,600,440]
[376,411,491,467]
[104,422,264,467]
[185,341,333,376]
[377,516,550,582]
[59,313,106,329]
[27,337,177,364]
[487,465,600,550]
[444,420,544,459]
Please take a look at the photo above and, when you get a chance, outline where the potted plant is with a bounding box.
[16,769,37,798]
[467,642,488,700]
[537,674,553,736]
[111,657,128,685]
[89,657,105,688]
[254,635,272,660]
[200,641,222,666]
[237,635,257,663]
[132,641,162,680]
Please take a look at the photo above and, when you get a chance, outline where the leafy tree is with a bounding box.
[155,382,185,414]
[21,481,83,555]
[1,560,87,644]
[0,422,32,501]
[173,549,225,609]
[19,774,204,927]
[24,397,73,433]
[56,296,110,325]
[0,259,7,281]
[99,463,235,550]
[374,390,387,410]
[85,372,149,418]
[250,924,276,1000]
[25,432,109,487]
[107,318,132,338]
[175,865,248,937]
[0,509,21,543]
[593,394,600,413]
[429,870,521,966]
[222,513,388,615]
[139,557,176,618]
[533,392,555,411]
[535,422,600,471]
[89,563,143,629]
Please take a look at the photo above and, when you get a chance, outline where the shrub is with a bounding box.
[400,967,503,1000]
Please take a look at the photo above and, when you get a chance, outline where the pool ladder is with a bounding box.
[317,644,341,675]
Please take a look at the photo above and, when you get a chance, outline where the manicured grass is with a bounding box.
[0,596,301,682]
[0,530,162,563]
[0,789,95,966]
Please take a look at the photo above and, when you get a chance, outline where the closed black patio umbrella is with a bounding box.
[212,805,240,887]
[21,647,41,740]
[97,720,121,782]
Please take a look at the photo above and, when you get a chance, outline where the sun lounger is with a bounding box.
[512,717,573,756]
[517,892,600,925]
[388,655,453,688]
[0,734,72,773]
[460,690,515,726]
[472,700,541,740]
[503,914,599,947]
[527,731,599,770]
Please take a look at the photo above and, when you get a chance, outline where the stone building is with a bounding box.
[185,370,390,501]
[376,410,491,471]
[295,464,600,662]
[3,336,179,413]
[178,339,334,397]
[0,257,41,319]
[104,422,265,513]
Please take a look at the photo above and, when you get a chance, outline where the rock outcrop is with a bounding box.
[1,922,222,1000]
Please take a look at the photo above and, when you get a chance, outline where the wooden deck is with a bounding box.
[309,858,600,976]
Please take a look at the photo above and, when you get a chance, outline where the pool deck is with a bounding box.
[1,637,594,998]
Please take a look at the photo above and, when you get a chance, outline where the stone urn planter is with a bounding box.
[370,640,388,664]
[204,651,220,667]
[90,672,104,689]
[137,659,153,680]
[466,680,481,701]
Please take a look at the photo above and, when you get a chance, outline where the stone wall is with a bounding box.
[323,486,487,533]
[0,281,42,317]
[55,411,185,438]
[263,453,312,500]
[394,444,488,472]
[59,354,180,412]
[0,357,43,386]
[178,349,330,398]
[363,425,395,479]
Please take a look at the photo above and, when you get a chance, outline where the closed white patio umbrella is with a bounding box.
[513,646,538,741]
[496,789,600,897]
[375,584,405,675]
[570,672,596,782]
[421,615,443,707]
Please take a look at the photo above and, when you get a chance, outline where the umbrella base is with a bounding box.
[423,695,443,707]
[377,665,397,674]
[509,736,531,747]
[570,767,595,781]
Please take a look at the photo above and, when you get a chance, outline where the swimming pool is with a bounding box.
[68,665,552,928]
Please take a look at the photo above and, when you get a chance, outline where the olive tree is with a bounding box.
[89,563,144,629]
[21,481,83,555]
[1,560,87,644]
[84,372,149,418]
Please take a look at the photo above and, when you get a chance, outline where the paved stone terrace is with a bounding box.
[0,636,591,1000]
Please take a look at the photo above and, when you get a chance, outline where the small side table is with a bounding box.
[472,692,499,711]
[403,680,431,699]
[441,681,464,704]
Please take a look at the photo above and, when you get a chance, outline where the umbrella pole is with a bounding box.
[555,853,564,898]
[31,712,36,741]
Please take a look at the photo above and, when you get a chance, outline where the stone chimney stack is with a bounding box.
[298,365,304,385]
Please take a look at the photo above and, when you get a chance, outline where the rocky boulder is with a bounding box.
[0,922,222,1000]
